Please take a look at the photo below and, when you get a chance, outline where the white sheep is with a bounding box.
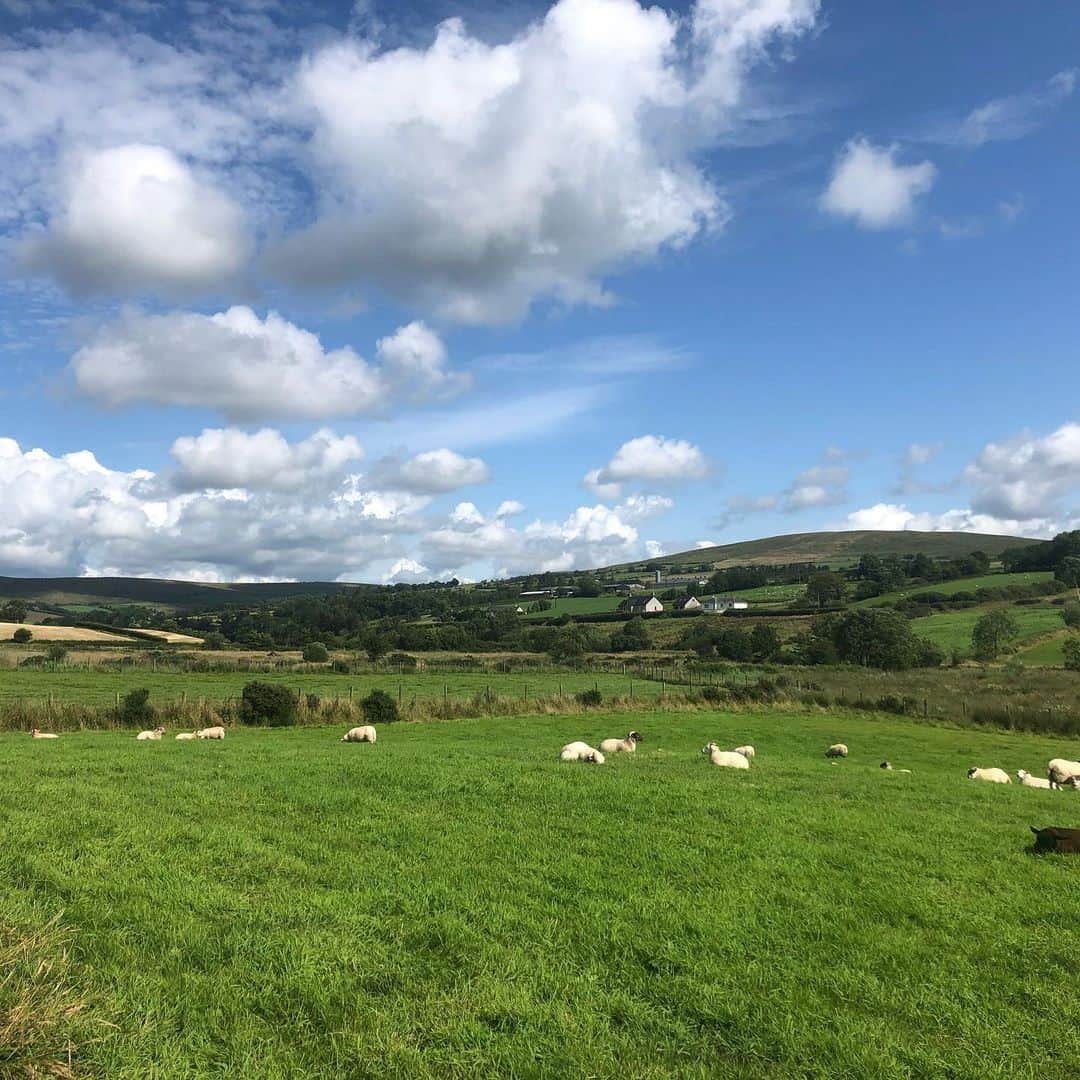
[733,745,755,759]
[879,761,912,774]
[136,727,165,741]
[1017,769,1057,790]
[195,726,226,740]
[1048,758,1080,787]
[175,732,198,741]
[967,766,1011,784]
[599,730,642,754]
[560,741,605,764]
[825,744,848,758]
[342,725,377,743]
[701,743,750,770]
[30,729,59,739]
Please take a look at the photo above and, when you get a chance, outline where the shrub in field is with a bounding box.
[241,681,297,727]
[387,653,418,670]
[305,694,321,711]
[119,688,154,726]
[360,689,400,725]
[45,644,68,663]
[575,688,603,707]
[331,659,351,674]
[12,627,31,643]
[302,642,329,662]
[1064,636,1080,672]
[971,610,1019,660]
[201,632,226,651]
[700,685,726,703]
[1062,603,1080,628]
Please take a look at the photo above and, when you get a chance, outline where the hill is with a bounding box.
[637,530,1041,571]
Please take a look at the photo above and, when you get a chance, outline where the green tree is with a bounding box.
[240,681,297,727]
[45,643,68,663]
[805,571,845,608]
[361,689,400,724]
[549,626,588,662]
[0,599,29,623]
[1063,636,1080,672]
[750,624,780,660]
[302,641,329,662]
[119,688,155,727]
[1062,603,1080,629]
[610,616,649,653]
[200,631,226,651]
[362,632,391,663]
[971,609,1019,661]
[12,627,31,643]
[576,576,602,598]
[1056,556,1080,600]
[826,609,925,670]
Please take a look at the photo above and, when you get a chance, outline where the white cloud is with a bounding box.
[270,0,818,322]
[820,138,936,230]
[495,499,525,517]
[842,502,1061,539]
[783,463,848,511]
[939,70,1077,148]
[903,441,944,468]
[371,448,489,494]
[449,501,486,527]
[171,428,363,492]
[694,538,716,548]
[964,422,1080,520]
[23,144,251,296]
[70,308,463,421]
[381,557,430,584]
[586,434,709,497]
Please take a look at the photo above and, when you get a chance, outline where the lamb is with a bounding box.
[136,727,165,741]
[1030,826,1080,854]
[599,730,642,754]
[342,726,377,743]
[1047,758,1080,787]
[175,732,198,741]
[560,741,605,764]
[967,766,1011,784]
[195,726,226,740]
[1017,769,1057,789]
[825,744,848,758]
[30,729,59,739]
[880,761,912,774]
[701,743,750,770]
[733,745,755,760]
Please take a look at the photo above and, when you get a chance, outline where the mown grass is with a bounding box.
[518,596,624,619]
[3,711,1080,1077]
[912,604,1063,651]
[1015,632,1070,667]
[857,571,1054,608]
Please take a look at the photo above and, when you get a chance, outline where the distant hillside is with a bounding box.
[0,576,360,609]
[616,530,1043,571]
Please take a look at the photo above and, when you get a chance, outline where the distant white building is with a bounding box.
[702,597,749,614]
[674,596,702,611]
[619,595,664,614]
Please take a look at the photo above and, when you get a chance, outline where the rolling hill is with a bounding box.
[631,530,1041,570]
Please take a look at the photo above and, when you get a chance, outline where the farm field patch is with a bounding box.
[911,605,1063,652]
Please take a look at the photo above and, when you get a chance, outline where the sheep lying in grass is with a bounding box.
[733,745,755,760]
[967,767,1011,784]
[1030,826,1080,854]
[560,741,605,764]
[195,726,226,740]
[1017,770,1057,789]
[342,725,377,743]
[701,743,750,770]
[136,727,165,741]
[30,729,58,739]
[825,744,848,759]
[599,730,642,754]
[880,761,912,774]
[1047,758,1080,787]
[175,732,198,741]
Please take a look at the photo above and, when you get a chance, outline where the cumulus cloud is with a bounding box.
[270,0,819,321]
[369,449,489,494]
[381,557,430,584]
[841,502,1060,539]
[782,463,848,511]
[820,138,936,229]
[170,428,363,492]
[23,144,251,296]
[586,434,709,497]
[70,308,464,422]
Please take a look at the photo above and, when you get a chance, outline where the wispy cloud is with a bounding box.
[473,335,694,377]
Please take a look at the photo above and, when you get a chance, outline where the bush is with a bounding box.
[331,659,351,674]
[119,688,155,726]
[361,689,400,724]
[387,653,418,670]
[240,681,297,727]
[12,627,32,643]
[45,643,68,663]
[575,688,603,707]
[700,684,726,703]
[1064,635,1080,673]
[201,631,226,651]
[305,693,321,710]
[1062,603,1080,629]
[302,642,329,662]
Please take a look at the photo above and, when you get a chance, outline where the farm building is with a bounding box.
[619,595,664,615]
[702,597,749,614]
[673,596,702,611]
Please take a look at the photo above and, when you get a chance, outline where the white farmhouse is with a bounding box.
[702,596,749,614]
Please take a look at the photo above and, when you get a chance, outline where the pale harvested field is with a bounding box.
[0,622,129,643]
[130,628,204,645]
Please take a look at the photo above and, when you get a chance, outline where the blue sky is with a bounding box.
[1,0,1078,582]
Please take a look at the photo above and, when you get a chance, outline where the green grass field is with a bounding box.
[912,604,1063,652]
[1015,632,1071,667]
[3,709,1080,1077]
[721,583,806,604]
[858,571,1054,607]
[0,669,662,707]
[518,596,623,619]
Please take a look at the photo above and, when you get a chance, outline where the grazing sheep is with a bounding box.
[825,744,848,759]
[560,741,605,764]
[175,732,198,741]
[880,761,912,774]
[30,729,59,739]
[342,725,377,743]
[195,726,226,740]
[1017,769,1056,789]
[733,745,755,760]
[967,766,1011,784]
[1047,758,1080,787]
[701,743,750,770]
[599,730,642,754]
[1030,826,1080,854]
[136,727,165,741]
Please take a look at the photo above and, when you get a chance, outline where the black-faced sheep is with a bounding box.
[1017,770,1056,789]
[136,727,165,741]
[825,744,848,758]
[701,743,750,770]
[599,730,642,754]
[1047,759,1080,787]
[967,767,1010,784]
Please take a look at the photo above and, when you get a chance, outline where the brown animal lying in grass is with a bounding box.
[1030,827,1080,854]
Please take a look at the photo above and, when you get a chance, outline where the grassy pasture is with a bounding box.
[857,571,1054,607]
[1015,633,1071,668]
[3,710,1080,1077]
[518,596,624,619]
[912,604,1063,652]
